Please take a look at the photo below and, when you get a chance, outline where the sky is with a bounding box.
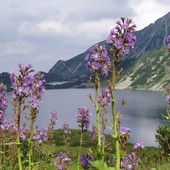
[0,0,169,73]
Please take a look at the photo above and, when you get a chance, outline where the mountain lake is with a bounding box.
[6,88,168,146]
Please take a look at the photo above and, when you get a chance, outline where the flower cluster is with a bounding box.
[47,111,58,131]
[0,83,7,124]
[54,152,71,170]
[98,88,112,107]
[10,64,45,112]
[133,141,144,150]
[80,152,94,169]
[121,141,144,170]
[30,72,45,110]
[0,120,26,141]
[62,122,71,134]
[33,127,48,144]
[85,44,110,75]
[120,127,131,135]
[121,152,140,170]
[107,18,136,57]
[33,111,58,144]
[91,125,105,145]
[10,64,34,101]
[76,107,92,131]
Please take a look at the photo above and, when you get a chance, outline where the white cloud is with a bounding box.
[0,0,169,73]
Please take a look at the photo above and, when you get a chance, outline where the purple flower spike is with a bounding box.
[120,127,131,135]
[62,122,71,134]
[108,18,136,57]
[54,152,71,170]
[80,152,94,169]
[98,88,112,107]
[85,44,110,75]
[133,141,144,150]
[76,107,92,131]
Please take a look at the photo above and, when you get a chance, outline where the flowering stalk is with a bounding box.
[85,44,110,160]
[28,72,45,170]
[76,107,92,170]
[10,64,34,170]
[95,73,102,156]
[108,18,136,169]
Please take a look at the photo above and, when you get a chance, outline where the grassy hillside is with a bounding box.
[117,47,170,91]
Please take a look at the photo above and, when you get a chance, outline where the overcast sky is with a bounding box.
[0,0,169,73]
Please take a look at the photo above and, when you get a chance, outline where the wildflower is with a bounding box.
[85,44,110,75]
[80,152,94,169]
[62,122,71,134]
[33,111,57,144]
[0,83,7,124]
[98,88,112,107]
[10,64,34,101]
[54,152,71,170]
[167,35,170,46]
[47,111,58,131]
[133,141,144,150]
[76,107,92,131]
[121,152,141,170]
[30,72,45,110]
[91,125,105,145]
[107,18,136,57]
[120,127,131,135]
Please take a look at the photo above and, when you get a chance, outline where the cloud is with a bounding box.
[0,0,169,73]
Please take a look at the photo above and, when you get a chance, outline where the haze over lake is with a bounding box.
[7,89,167,146]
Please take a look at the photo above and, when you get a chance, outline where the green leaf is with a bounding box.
[91,160,115,170]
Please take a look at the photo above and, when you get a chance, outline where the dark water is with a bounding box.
[6,89,167,146]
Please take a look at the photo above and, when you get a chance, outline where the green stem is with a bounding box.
[77,130,83,170]
[111,64,120,170]
[29,119,34,170]
[16,100,22,170]
[95,73,102,158]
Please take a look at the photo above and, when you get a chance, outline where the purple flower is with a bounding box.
[166,95,170,104]
[80,152,94,169]
[62,122,71,134]
[54,152,71,170]
[30,72,45,110]
[121,152,141,170]
[133,141,144,150]
[120,127,131,135]
[33,128,48,144]
[90,125,105,145]
[167,35,170,46]
[47,111,58,131]
[0,83,7,124]
[107,18,136,57]
[76,107,92,131]
[85,44,110,75]
[0,119,26,141]
[10,64,34,100]
[33,111,57,144]
[98,88,112,107]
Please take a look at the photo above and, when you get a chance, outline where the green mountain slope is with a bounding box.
[116,48,170,90]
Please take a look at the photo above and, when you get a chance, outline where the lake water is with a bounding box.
[6,89,168,146]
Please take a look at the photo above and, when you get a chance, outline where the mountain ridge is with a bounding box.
[0,12,170,90]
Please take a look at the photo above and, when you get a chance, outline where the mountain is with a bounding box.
[0,12,170,90]
[48,12,170,83]
[116,47,170,90]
